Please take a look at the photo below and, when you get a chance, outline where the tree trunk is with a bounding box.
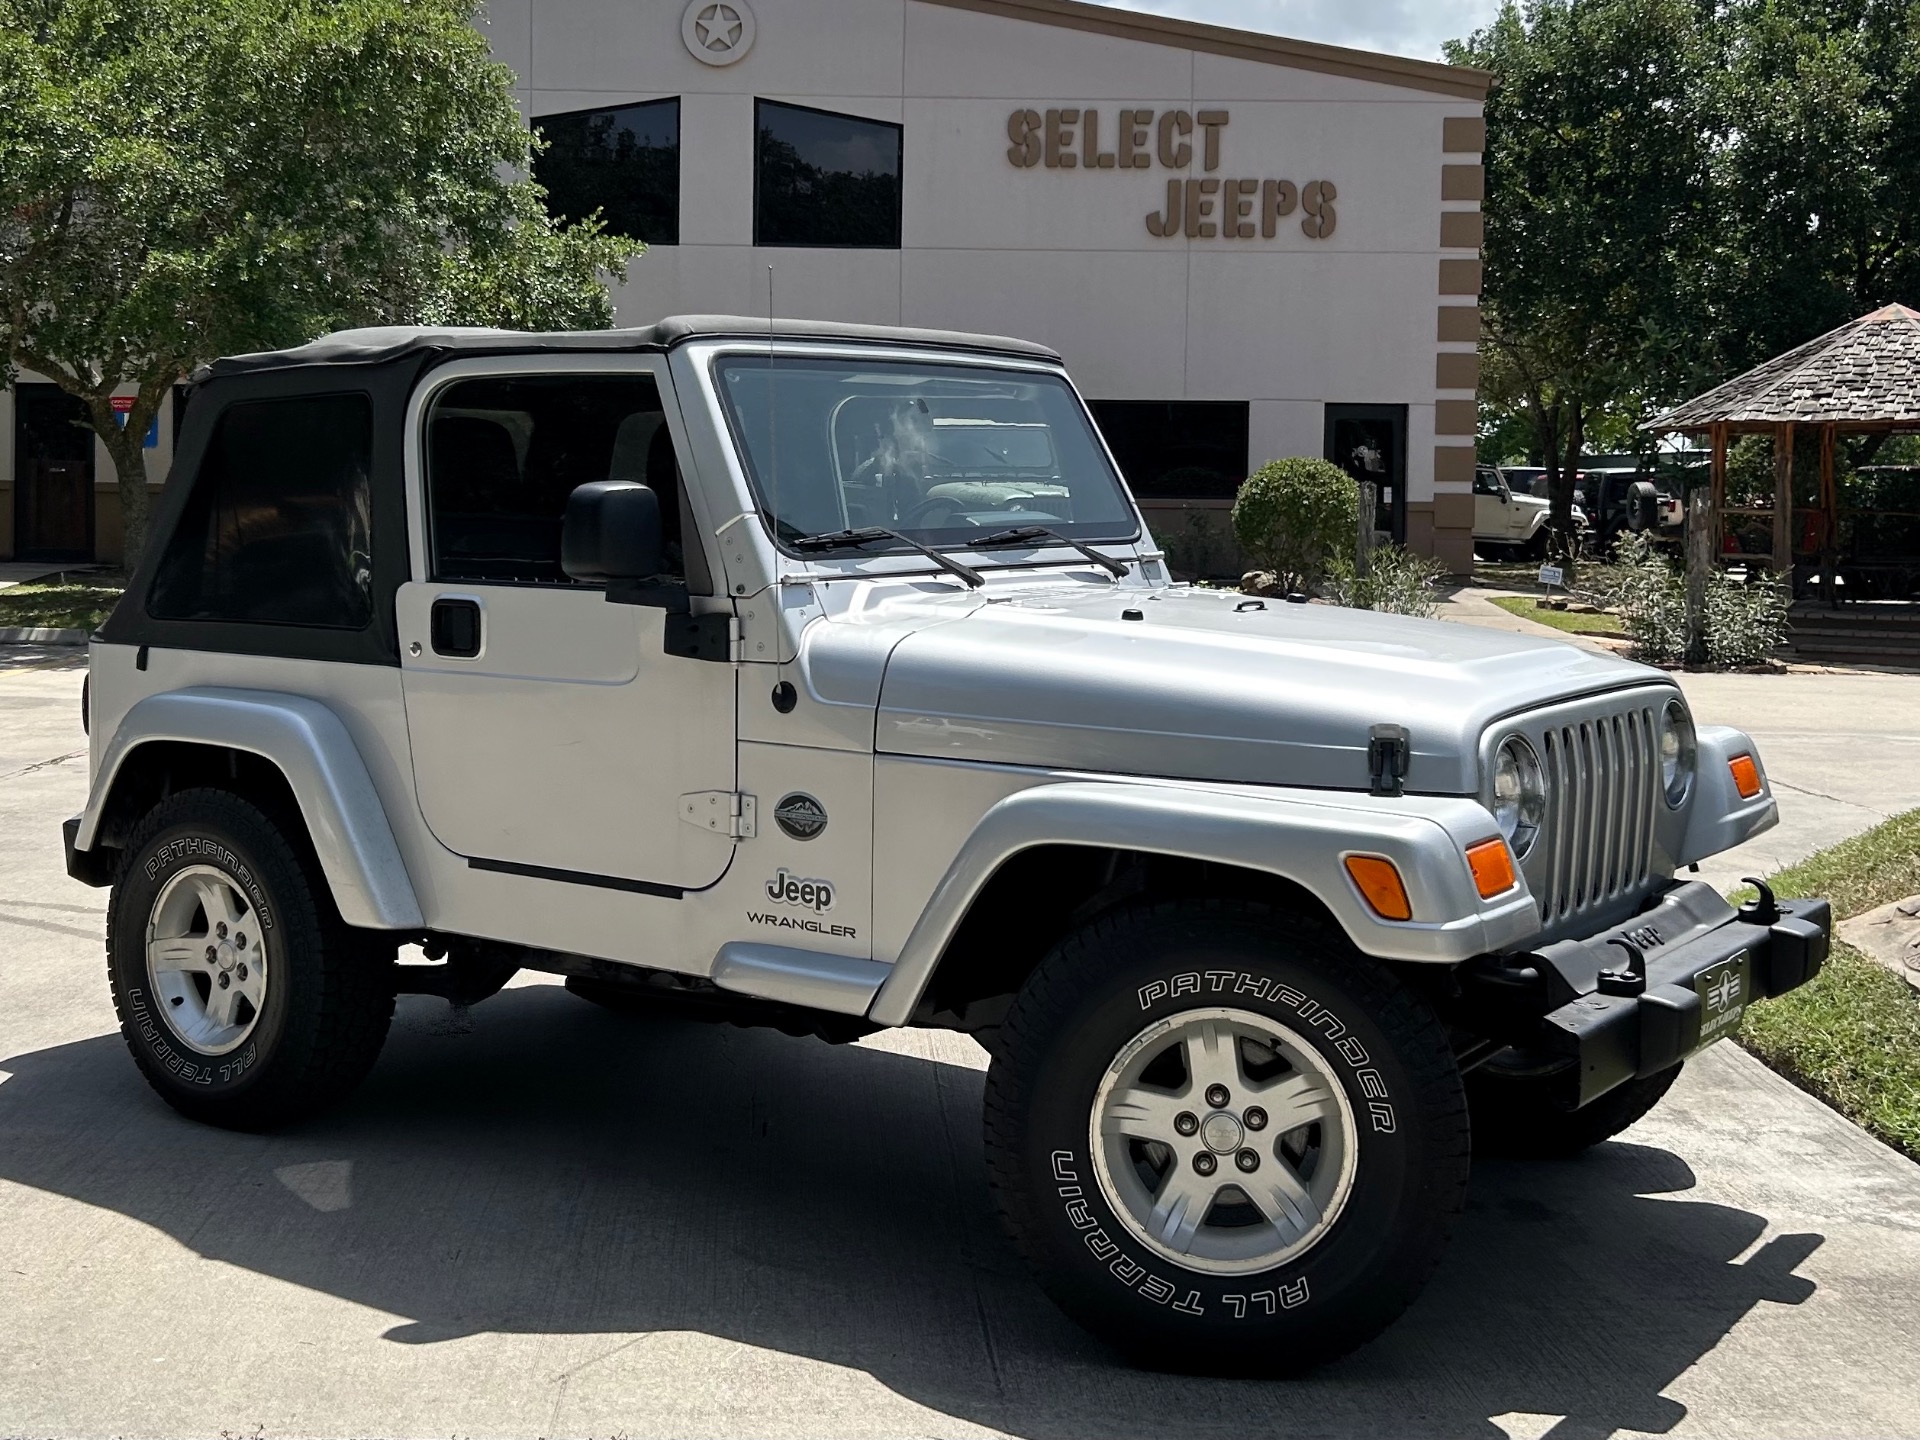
[86,394,156,570]
[1356,480,1377,580]
[1684,488,1712,666]
[1552,400,1584,581]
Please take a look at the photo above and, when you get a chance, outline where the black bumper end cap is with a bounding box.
[63,816,114,889]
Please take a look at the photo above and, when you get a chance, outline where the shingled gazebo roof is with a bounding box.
[1650,303,1920,431]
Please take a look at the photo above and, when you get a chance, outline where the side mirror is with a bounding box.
[562,480,664,583]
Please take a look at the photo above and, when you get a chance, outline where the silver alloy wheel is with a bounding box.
[145,864,269,1056]
[1090,1006,1358,1276]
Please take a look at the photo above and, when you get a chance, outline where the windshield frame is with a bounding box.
[704,344,1143,565]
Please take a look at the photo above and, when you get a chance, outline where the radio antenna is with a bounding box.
[767,262,796,703]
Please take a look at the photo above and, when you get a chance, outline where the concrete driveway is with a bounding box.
[3,645,1919,1438]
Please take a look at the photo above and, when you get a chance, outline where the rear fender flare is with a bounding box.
[75,687,424,931]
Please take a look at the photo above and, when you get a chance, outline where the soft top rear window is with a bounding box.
[149,393,373,628]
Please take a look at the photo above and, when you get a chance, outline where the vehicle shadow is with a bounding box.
[0,984,1819,1439]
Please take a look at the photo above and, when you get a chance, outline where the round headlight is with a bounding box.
[1492,737,1547,859]
[1659,699,1696,807]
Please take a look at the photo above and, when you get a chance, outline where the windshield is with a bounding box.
[712,354,1139,552]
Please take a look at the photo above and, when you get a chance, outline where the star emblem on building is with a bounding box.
[695,4,743,53]
[682,0,754,65]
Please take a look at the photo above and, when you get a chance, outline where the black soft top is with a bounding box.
[195,314,1062,381]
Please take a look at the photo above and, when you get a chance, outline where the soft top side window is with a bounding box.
[425,374,702,590]
[149,393,374,628]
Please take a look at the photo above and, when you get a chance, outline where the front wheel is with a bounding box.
[985,901,1469,1375]
[106,788,394,1130]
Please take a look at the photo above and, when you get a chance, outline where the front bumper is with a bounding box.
[1461,880,1831,1108]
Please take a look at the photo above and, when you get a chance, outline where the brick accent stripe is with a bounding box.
[1438,259,1482,295]
[1436,353,1479,390]
[1437,305,1480,342]
[1434,446,1476,485]
[1441,165,1485,202]
[1440,211,1483,248]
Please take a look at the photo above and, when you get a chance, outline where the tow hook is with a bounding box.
[1738,876,1781,926]
[1596,936,1649,998]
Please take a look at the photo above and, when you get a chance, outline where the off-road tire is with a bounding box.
[985,900,1469,1375]
[106,787,394,1130]
[1467,1058,1683,1159]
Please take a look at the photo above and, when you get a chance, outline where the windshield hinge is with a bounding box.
[681,791,757,840]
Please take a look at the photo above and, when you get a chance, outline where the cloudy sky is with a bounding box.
[1104,1,1504,61]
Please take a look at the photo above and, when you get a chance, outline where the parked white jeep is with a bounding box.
[66,318,1828,1375]
[1474,463,1588,558]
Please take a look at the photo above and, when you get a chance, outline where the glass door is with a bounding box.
[1323,404,1407,545]
[15,384,95,561]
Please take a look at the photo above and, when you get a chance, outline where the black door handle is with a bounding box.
[430,597,482,658]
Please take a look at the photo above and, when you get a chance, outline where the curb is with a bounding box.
[0,626,89,645]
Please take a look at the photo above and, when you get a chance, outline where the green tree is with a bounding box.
[1714,0,1920,370]
[1448,1,1720,568]
[0,0,639,563]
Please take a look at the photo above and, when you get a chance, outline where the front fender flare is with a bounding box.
[1678,724,1778,866]
[75,687,424,931]
[865,780,1541,1026]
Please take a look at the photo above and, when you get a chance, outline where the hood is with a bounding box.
[861,583,1666,794]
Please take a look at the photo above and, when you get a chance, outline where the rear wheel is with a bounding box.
[985,901,1469,1375]
[106,788,394,1130]
[1467,1053,1683,1159]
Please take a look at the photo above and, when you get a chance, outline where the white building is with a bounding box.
[0,0,1488,572]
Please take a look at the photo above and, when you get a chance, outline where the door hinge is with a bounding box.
[680,791,757,840]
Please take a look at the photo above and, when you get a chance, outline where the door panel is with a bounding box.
[398,581,736,889]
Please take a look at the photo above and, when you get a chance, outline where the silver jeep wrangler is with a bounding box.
[65,318,1829,1374]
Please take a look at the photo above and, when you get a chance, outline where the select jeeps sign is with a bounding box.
[1005,107,1337,240]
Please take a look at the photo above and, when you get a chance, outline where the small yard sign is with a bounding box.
[1538,564,1565,589]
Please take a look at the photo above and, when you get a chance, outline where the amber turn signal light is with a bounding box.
[1344,855,1413,921]
[1729,754,1762,800]
[1465,838,1518,899]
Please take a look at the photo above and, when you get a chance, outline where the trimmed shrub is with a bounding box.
[1231,458,1358,595]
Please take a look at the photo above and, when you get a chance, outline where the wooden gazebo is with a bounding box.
[1647,303,1920,588]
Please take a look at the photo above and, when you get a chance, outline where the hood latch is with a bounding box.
[1368,724,1410,798]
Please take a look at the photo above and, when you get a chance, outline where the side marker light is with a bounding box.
[1345,855,1413,921]
[1466,838,1518,899]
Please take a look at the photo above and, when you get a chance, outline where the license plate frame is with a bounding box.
[1693,949,1753,1048]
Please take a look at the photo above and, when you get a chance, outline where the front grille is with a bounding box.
[1534,703,1661,924]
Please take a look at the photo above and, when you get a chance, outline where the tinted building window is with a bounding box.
[426,374,699,589]
[1088,401,1250,501]
[150,394,374,627]
[535,99,680,245]
[755,100,902,248]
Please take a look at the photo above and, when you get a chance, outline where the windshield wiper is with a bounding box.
[969,525,1131,579]
[786,526,984,588]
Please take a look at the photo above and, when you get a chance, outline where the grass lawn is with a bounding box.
[0,571,126,631]
[1487,594,1626,637]
[1737,808,1920,1162]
